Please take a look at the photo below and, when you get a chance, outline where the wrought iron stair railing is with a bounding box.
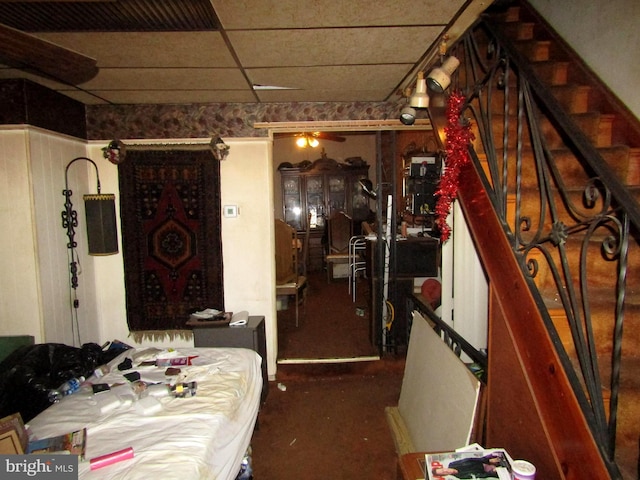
[428,6,640,478]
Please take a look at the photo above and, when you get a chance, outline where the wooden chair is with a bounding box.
[275,219,307,326]
[325,211,353,282]
[299,213,311,277]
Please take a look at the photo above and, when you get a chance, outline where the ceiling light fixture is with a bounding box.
[399,88,416,125]
[295,134,320,148]
[427,56,460,93]
[400,106,416,125]
[410,72,429,108]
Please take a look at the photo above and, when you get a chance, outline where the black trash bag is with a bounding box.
[0,342,105,422]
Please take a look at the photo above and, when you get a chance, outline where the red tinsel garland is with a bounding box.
[435,91,474,242]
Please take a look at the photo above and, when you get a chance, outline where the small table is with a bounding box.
[397,452,427,480]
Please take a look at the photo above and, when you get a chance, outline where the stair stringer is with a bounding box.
[457,160,611,479]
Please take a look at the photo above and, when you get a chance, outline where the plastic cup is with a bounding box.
[512,459,536,480]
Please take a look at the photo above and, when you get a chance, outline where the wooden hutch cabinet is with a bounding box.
[278,152,370,273]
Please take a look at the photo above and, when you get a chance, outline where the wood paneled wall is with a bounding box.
[0,126,99,346]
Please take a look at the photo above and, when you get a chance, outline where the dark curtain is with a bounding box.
[118,149,223,339]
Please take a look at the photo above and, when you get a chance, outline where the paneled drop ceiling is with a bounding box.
[0,0,489,105]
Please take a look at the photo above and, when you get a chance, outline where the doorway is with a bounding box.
[272,131,379,361]
[271,128,439,361]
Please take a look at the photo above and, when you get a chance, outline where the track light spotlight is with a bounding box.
[400,106,416,125]
[410,72,429,108]
[427,56,460,93]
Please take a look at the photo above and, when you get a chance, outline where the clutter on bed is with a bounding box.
[0,341,131,423]
[24,346,262,480]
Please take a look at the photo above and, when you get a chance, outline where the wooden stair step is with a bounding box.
[474,113,604,151]
[598,146,640,185]
[534,235,640,290]
[531,60,569,86]
[529,111,611,148]
[501,21,536,41]
[508,187,640,229]
[515,39,552,62]
[501,5,522,23]
[543,112,615,148]
[483,112,613,150]
[625,148,640,185]
[478,142,636,190]
[571,112,615,147]
[542,295,640,358]
[549,84,592,114]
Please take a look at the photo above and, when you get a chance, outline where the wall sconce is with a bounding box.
[102,139,126,164]
[211,137,230,160]
[410,72,429,108]
[62,157,118,289]
[427,56,460,93]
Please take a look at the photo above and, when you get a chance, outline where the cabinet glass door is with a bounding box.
[327,175,345,217]
[283,176,302,230]
[351,175,370,222]
[306,175,325,228]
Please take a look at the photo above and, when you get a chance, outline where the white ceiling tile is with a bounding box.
[0,68,68,89]
[35,32,236,68]
[247,64,412,92]
[78,68,249,90]
[79,90,259,105]
[228,26,443,67]
[213,0,466,29]
[58,90,110,105]
[255,89,394,103]
[0,0,486,104]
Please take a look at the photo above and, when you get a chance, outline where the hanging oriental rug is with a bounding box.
[118,149,223,340]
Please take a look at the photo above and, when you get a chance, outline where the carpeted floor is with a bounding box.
[277,271,379,360]
[251,358,405,480]
[252,272,406,479]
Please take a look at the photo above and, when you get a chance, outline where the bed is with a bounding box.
[26,346,263,480]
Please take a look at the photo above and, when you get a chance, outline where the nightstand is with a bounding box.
[191,315,268,402]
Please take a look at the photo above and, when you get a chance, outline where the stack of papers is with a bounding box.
[191,308,221,320]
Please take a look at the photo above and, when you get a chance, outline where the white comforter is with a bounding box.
[27,347,262,480]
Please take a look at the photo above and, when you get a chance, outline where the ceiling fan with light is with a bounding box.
[279,132,346,148]
[0,21,98,85]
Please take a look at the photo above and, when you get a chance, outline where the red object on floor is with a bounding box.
[421,279,442,309]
